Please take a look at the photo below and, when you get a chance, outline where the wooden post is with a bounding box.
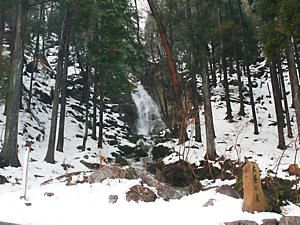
[21,142,31,200]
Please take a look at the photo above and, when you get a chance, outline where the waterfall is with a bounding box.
[131,83,165,136]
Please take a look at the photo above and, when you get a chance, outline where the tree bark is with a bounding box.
[82,65,89,151]
[56,14,70,153]
[1,0,28,167]
[147,0,180,102]
[0,10,4,47]
[269,61,286,149]
[218,5,233,121]
[229,0,245,116]
[44,8,69,163]
[147,0,185,143]
[27,33,40,112]
[238,0,259,134]
[286,39,300,143]
[202,54,217,160]
[277,58,293,138]
[91,71,97,140]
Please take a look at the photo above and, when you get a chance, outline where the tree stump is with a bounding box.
[242,161,266,213]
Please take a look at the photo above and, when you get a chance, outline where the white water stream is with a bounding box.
[131,83,165,136]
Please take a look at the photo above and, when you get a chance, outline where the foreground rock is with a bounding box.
[216,185,241,199]
[126,185,157,202]
[88,165,138,183]
[242,162,266,213]
[262,219,278,225]
[0,175,8,184]
[279,216,300,225]
[141,173,182,200]
[224,220,258,225]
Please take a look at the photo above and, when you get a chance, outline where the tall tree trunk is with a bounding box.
[202,53,217,160]
[238,0,259,134]
[0,10,4,47]
[133,0,141,45]
[229,0,245,116]
[44,9,69,163]
[277,58,293,138]
[218,5,233,121]
[211,42,217,87]
[27,34,40,112]
[147,0,180,101]
[1,0,28,167]
[91,71,97,140]
[269,61,286,149]
[286,39,300,143]
[292,38,300,79]
[147,0,185,143]
[82,65,89,151]
[56,15,70,153]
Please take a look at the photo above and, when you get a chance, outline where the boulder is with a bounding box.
[279,216,300,225]
[0,175,8,184]
[151,145,171,161]
[126,185,157,202]
[118,145,135,156]
[203,198,216,207]
[262,219,278,225]
[287,164,300,176]
[108,195,118,204]
[242,162,266,213]
[224,221,258,225]
[216,185,241,199]
[88,165,138,183]
[141,174,182,200]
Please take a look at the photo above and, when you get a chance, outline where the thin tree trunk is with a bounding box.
[1,0,28,167]
[277,58,293,138]
[147,0,185,143]
[56,14,70,153]
[27,34,40,112]
[91,71,97,140]
[82,65,89,151]
[211,42,217,87]
[202,53,217,160]
[286,39,300,143]
[238,0,259,134]
[97,64,104,148]
[218,5,233,121]
[292,38,300,79]
[147,0,180,101]
[229,0,245,116]
[269,61,286,149]
[133,0,141,45]
[45,9,69,163]
[0,10,4,47]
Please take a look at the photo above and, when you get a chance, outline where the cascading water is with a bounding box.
[131,83,165,136]
[132,83,165,136]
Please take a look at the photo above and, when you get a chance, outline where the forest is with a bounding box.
[0,0,299,224]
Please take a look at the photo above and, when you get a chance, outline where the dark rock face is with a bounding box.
[224,220,258,225]
[216,185,241,199]
[151,145,171,161]
[126,185,157,202]
[279,216,300,225]
[112,92,137,132]
[34,89,52,105]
